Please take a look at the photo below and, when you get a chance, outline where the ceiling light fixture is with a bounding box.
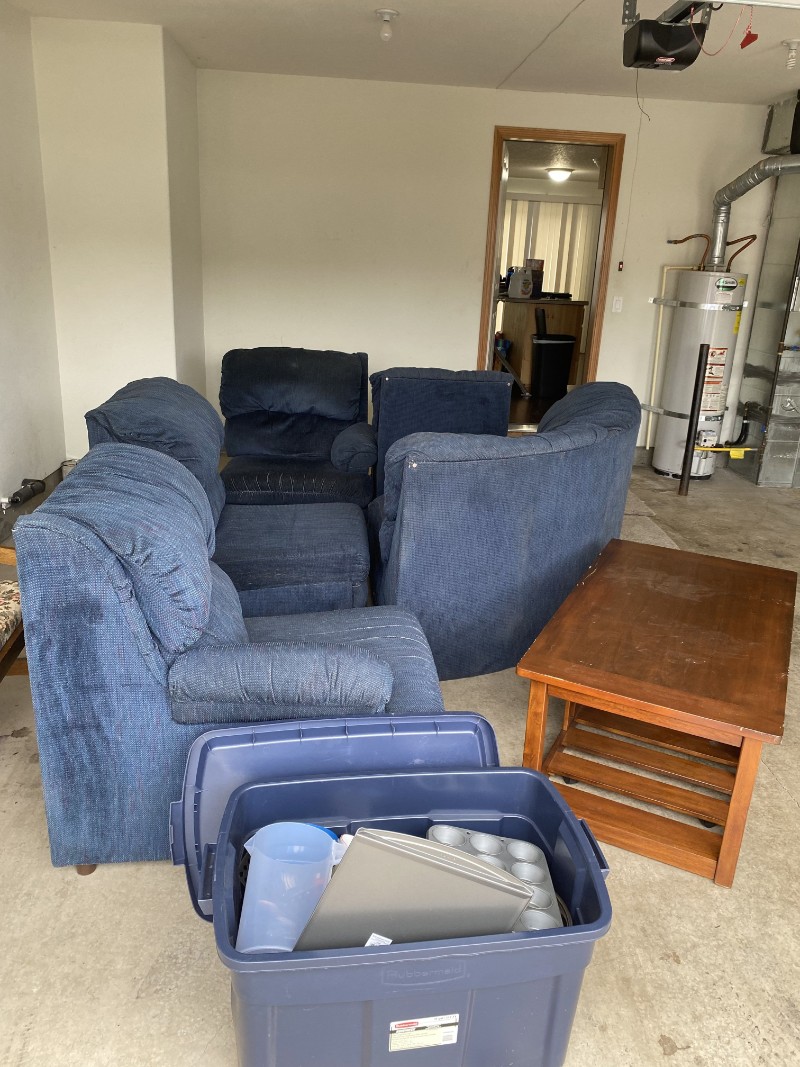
[546,168,573,183]
[376,9,399,42]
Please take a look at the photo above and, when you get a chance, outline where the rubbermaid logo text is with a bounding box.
[383,962,468,986]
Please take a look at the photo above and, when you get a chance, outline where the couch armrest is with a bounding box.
[168,641,393,724]
[331,422,377,473]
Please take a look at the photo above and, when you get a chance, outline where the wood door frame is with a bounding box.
[477,126,626,382]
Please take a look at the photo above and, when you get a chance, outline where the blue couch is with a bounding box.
[14,444,445,867]
[86,378,370,616]
[367,382,641,680]
[370,367,512,494]
[220,348,377,507]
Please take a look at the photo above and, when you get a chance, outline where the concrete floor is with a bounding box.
[1,465,798,1066]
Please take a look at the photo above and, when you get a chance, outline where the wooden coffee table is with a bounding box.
[516,539,796,887]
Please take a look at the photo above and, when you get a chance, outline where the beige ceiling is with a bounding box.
[507,142,608,182]
[10,0,800,105]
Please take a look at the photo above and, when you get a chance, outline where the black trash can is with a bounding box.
[531,334,576,401]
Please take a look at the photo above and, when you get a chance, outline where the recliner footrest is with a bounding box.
[214,503,370,616]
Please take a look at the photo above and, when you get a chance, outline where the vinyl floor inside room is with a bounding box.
[1,465,798,1066]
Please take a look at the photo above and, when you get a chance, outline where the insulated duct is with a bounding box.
[709,154,800,268]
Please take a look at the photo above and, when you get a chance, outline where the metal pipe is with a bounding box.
[678,344,710,496]
[709,155,800,268]
[9,479,45,506]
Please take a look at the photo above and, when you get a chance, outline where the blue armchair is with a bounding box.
[220,347,377,507]
[370,367,512,494]
[367,382,641,680]
[14,444,444,868]
[86,378,370,616]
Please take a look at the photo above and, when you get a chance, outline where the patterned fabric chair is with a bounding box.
[0,547,26,682]
[220,348,376,507]
[367,382,641,680]
[14,444,444,868]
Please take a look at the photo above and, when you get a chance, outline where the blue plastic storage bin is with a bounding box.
[171,715,611,1067]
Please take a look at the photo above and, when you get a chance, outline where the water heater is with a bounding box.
[653,270,747,478]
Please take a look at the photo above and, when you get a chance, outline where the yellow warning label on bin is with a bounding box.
[389,1014,459,1052]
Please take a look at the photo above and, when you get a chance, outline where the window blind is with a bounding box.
[500,199,601,303]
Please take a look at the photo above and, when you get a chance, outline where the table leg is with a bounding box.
[715,736,763,888]
[562,700,578,731]
[522,681,549,770]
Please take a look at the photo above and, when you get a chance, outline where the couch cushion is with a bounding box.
[222,410,349,461]
[220,348,366,423]
[85,377,227,524]
[39,444,216,656]
[244,606,445,718]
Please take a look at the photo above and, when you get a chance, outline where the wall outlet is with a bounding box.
[612,296,623,313]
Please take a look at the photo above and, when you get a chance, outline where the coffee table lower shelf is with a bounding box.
[539,705,746,883]
[551,783,722,880]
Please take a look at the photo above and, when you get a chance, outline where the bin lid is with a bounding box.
[171,714,499,918]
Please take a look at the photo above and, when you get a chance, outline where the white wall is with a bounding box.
[164,32,206,396]
[198,75,494,399]
[0,2,63,499]
[198,72,772,433]
[32,19,179,457]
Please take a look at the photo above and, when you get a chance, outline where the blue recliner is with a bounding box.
[220,348,377,507]
[85,378,370,616]
[14,444,445,867]
[370,367,512,494]
[367,382,641,680]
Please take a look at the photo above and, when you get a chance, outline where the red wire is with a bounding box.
[689,4,747,56]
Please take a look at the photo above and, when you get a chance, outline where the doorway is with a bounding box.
[477,127,625,427]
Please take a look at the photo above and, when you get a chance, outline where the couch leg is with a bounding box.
[75,864,97,876]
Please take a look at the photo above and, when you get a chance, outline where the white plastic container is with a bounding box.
[508,268,534,299]
[235,821,336,953]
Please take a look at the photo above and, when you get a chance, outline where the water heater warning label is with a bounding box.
[702,348,728,413]
[389,1014,459,1052]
